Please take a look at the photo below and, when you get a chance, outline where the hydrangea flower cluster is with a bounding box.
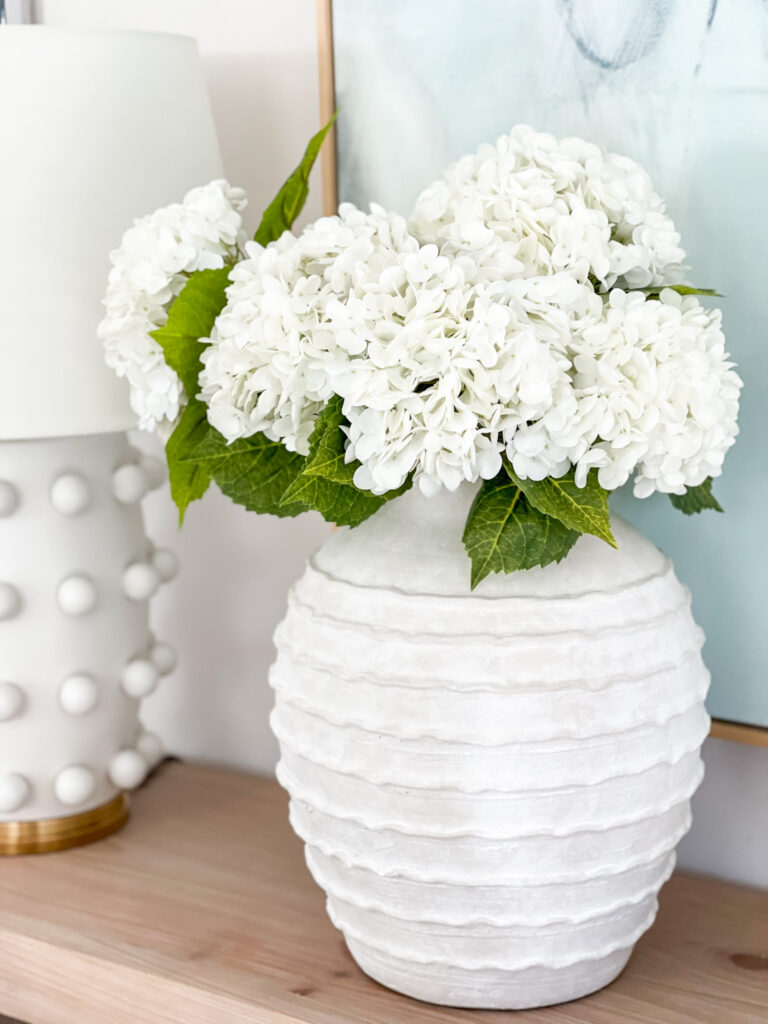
[99,180,247,431]
[198,127,740,498]
[102,126,741,505]
[200,204,422,457]
[409,124,686,291]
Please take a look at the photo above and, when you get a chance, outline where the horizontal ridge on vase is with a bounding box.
[270,483,710,1010]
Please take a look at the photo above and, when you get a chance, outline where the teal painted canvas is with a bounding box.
[332,0,768,726]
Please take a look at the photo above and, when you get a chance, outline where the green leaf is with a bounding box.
[181,426,306,518]
[177,425,231,463]
[280,472,386,527]
[642,284,722,299]
[253,114,337,246]
[301,395,361,485]
[165,400,219,525]
[150,266,231,395]
[279,396,403,527]
[462,474,580,589]
[669,477,724,515]
[152,266,233,523]
[506,465,616,548]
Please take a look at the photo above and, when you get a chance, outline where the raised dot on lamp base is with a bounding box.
[57,574,98,616]
[59,673,99,716]
[108,749,147,791]
[0,682,24,722]
[112,463,148,504]
[54,765,96,807]
[122,562,161,601]
[0,583,21,621]
[0,774,30,814]
[0,481,18,517]
[150,641,178,677]
[135,731,163,769]
[121,659,160,699]
[50,472,91,515]
[152,548,179,583]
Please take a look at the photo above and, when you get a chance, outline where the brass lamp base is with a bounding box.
[0,793,129,855]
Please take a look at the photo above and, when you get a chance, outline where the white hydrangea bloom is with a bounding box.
[200,194,739,500]
[341,277,513,496]
[99,180,247,432]
[410,125,685,291]
[564,289,742,497]
[199,203,419,453]
[343,279,741,498]
[201,204,592,496]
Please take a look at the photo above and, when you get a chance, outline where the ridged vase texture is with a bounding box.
[270,485,709,1009]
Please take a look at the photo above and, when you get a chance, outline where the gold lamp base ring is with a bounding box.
[0,793,129,855]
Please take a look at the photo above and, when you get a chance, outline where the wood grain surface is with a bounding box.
[0,762,765,1023]
[710,719,768,748]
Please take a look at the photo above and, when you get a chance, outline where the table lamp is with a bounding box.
[0,25,223,851]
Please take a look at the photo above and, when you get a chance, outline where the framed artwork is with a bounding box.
[316,0,768,744]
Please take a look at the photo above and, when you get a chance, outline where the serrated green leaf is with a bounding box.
[462,474,580,589]
[280,397,383,526]
[280,395,410,527]
[150,266,231,395]
[301,395,359,485]
[506,465,616,548]
[181,427,306,517]
[166,400,219,525]
[152,266,233,523]
[253,114,337,246]
[669,477,723,515]
[178,422,238,463]
[280,472,386,527]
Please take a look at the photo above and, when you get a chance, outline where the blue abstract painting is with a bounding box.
[333,0,768,727]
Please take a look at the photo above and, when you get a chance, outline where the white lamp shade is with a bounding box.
[0,26,224,440]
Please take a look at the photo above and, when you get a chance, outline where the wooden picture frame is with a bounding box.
[314,0,764,748]
[316,0,339,217]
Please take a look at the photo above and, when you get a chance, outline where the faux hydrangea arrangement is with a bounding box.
[100,123,741,587]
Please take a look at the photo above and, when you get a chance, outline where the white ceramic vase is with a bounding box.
[271,484,710,1010]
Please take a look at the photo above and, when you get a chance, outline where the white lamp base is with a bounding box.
[0,432,174,847]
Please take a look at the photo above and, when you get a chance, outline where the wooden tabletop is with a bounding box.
[0,762,765,1024]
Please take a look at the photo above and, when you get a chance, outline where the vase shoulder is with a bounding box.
[313,484,669,599]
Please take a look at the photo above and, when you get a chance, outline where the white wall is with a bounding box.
[37,0,768,890]
[679,738,768,888]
